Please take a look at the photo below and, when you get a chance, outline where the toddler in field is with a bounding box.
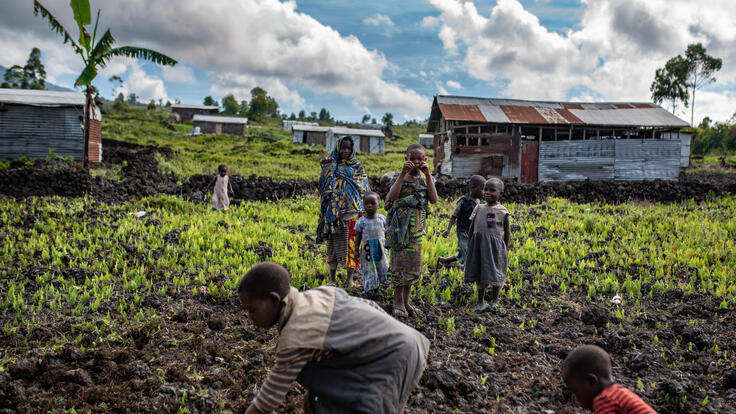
[464,177,510,313]
[317,136,370,286]
[438,174,485,269]
[210,164,234,210]
[354,192,389,297]
[238,262,429,414]
[563,345,657,413]
[385,144,438,318]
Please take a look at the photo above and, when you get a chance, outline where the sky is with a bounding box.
[2,0,735,124]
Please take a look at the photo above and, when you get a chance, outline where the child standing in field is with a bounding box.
[464,177,510,313]
[210,164,234,210]
[317,136,370,286]
[438,175,485,268]
[386,144,438,318]
[238,262,430,414]
[563,345,657,413]
[354,192,389,297]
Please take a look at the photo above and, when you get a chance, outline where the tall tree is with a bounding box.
[3,47,47,89]
[381,112,394,127]
[34,0,176,167]
[298,110,306,120]
[221,94,239,115]
[248,87,279,119]
[684,43,722,127]
[203,95,218,106]
[361,114,371,124]
[650,55,689,115]
[318,108,332,122]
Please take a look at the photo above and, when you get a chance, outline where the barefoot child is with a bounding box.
[210,164,234,210]
[563,345,657,413]
[354,192,389,297]
[464,177,510,313]
[385,144,438,317]
[317,136,370,286]
[238,262,430,414]
[438,175,485,268]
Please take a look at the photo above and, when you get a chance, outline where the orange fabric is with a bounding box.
[346,218,360,269]
[593,384,657,414]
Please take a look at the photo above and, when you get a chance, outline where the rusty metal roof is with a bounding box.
[433,95,688,127]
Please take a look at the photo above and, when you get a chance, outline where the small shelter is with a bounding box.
[170,104,219,122]
[292,124,330,147]
[283,120,318,131]
[418,134,434,148]
[0,88,102,163]
[427,95,691,182]
[327,127,385,154]
[192,115,248,135]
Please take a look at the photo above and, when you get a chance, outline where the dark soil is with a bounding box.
[1,268,733,413]
[0,202,734,413]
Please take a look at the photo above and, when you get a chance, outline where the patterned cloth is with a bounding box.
[316,137,370,243]
[385,176,429,249]
[325,217,359,270]
[464,203,509,286]
[386,176,430,286]
[212,175,230,210]
[355,215,389,293]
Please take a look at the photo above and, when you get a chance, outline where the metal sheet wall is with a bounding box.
[0,104,83,160]
[539,139,680,181]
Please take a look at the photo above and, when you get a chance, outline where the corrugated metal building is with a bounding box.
[419,134,434,148]
[170,104,219,122]
[292,126,386,154]
[327,127,385,154]
[427,95,691,182]
[192,114,248,135]
[0,88,102,163]
[292,124,330,147]
[283,120,318,131]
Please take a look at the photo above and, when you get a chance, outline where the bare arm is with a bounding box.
[420,162,438,203]
[228,179,234,195]
[209,176,217,190]
[504,213,511,250]
[442,216,456,238]
[386,161,413,202]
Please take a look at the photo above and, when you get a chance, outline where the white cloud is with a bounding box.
[109,60,169,102]
[0,0,428,119]
[162,65,196,84]
[363,14,394,27]
[446,80,462,89]
[437,83,449,95]
[426,0,736,122]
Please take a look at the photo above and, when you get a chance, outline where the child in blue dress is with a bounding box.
[354,192,389,297]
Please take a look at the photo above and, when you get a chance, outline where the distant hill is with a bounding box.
[0,64,73,92]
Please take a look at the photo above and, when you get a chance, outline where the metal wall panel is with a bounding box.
[0,104,83,160]
[540,139,680,181]
[539,140,615,181]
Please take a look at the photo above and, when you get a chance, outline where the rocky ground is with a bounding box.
[1,139,735,205]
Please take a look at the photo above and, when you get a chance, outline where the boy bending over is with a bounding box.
[239,262,430,414]
[563,345,657,414]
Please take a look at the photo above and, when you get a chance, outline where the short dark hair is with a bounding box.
[563,345,612,380]
[218,164,228,172]
[486,177,504,192]
[406,143,426,155]
[237,262,291,299]
[364,191,380,201]
[469,175,485,189]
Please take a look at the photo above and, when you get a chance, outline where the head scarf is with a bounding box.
[316,136,371,241]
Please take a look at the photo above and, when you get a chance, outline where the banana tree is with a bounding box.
[34,0,177,167]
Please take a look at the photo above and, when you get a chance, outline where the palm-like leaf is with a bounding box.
[89,29,116,64]
[75,64,97,87]
[33,0,85,57]
[70,0,92,50]
[104,47,178,67]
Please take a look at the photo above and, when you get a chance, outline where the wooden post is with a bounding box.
[568,127,572,140]
[83,87,91,169]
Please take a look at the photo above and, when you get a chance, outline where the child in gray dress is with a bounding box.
[464,178,511,313]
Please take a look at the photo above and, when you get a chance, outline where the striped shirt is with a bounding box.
[593,384,657,414]
[252,297,385,413]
